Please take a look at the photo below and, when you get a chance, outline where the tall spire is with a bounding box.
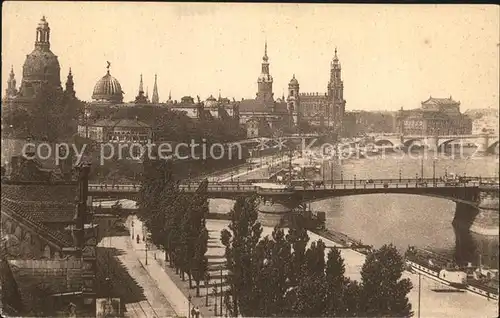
[263,40,269,62]
[152,74,159,104]
[146,86,149,99]
[138,74,144,94]
[169,90,172,100]
[65,67,75,98]
[5,65,18,98]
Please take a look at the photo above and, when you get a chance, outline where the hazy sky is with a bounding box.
[2,2,499,111]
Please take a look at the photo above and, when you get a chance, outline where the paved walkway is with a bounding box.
[98,232,177,317]
[128,216,198,318]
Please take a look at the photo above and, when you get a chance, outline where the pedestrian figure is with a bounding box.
[136,234,140,244]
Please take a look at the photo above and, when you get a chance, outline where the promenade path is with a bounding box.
[128,215,202,318]
[98,230,177,317]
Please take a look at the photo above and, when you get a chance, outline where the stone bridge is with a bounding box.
[371,134,499,153]
[88,177,499,232]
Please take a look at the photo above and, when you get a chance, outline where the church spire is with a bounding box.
[134,73,148,104]
[5,65,18,98]
[65,67,75,98]
[263,40,269,63]
[138,74,144,94]
[152,74,159,104]
[257,40,273,103]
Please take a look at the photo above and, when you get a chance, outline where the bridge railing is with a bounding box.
[88,176,499,193]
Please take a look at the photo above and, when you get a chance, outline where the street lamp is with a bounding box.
[399,168,402,182]
[131,220,134,239]
[204,273,210,306]
[341,171,343,184]
[188,294,192,318]
[213,286,218,316]
[432,158,436,184]
[220,267,224,316]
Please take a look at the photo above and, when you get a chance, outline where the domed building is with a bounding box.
[3,17,74,107]
[91,64,124,103]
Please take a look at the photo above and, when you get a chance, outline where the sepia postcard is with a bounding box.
[1,2,499,318]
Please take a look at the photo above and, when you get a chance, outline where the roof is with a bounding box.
[1,182,79,246]
[92,118,151,128]
[7,259,83,310]
[239,99,289,114]
[422,96,460,105]
[1,197,73,247]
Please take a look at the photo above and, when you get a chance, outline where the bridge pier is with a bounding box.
[476,134,490,153]
[425,136,438,152]
[453,190,499,236]
[470,192,499,236]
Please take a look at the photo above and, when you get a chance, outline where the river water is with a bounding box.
[212,147,500,269]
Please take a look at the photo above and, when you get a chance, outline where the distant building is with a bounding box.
[77,118,152,143]
[3,17,68,108]
[395,96,472,135]
[238,42,291,132]
[87,67,239,125]
[292,48,346,132]
[238,44,347,135]
[465,108,499,135]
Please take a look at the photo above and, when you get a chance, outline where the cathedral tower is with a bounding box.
[65,68,75,98]
[287,74,301,126]
[327,48,346,130]
[256,41,274,104]
[5,66,18,98]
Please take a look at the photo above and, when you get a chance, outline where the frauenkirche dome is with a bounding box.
[19,16,62,97]
[92,64,124,103]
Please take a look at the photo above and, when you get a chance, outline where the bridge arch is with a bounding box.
[403,138,424,148]
[373,139,395,146]
[487,139,499,152]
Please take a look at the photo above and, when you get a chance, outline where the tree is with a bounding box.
[324,247,349,316]
[221,196,263,317]
[359,244,413,317]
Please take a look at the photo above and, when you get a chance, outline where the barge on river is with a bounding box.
[405,246,499,301]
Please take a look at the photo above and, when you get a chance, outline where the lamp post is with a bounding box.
[420,157,424,180]
[341,171,343,184]
[399,168,402,182]
[220,267,223,316]
[205,273,210,306]
[213,286,218,316]
[188,294,192,318]
[432,158,436,184]
[131,220,134,239]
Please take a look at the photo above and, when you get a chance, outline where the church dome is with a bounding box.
[22,49,61,85]
[205,95,217,108]
[92,70,124,103]
[21,17,61,89]
[289,74,299,86]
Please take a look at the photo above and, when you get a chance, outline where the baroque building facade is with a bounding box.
[287,48,346,132]
[238,44,347,137]
[395,96,472,136]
